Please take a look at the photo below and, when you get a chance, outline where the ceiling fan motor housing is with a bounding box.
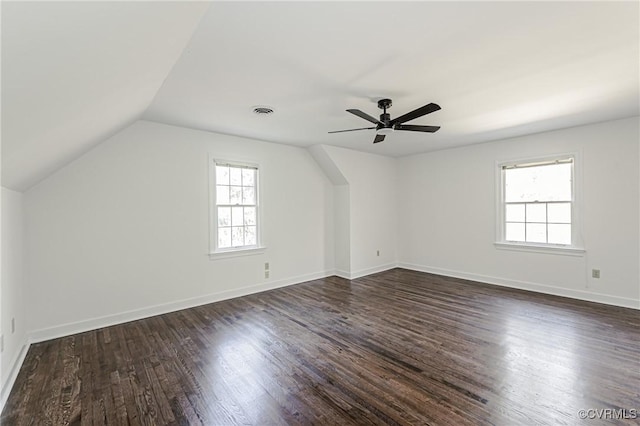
[377,98,393,128]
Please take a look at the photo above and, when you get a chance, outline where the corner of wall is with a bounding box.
[0,337,29,412]
[1,187,28,413]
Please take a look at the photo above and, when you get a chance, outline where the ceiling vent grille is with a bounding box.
[253,106,274,115]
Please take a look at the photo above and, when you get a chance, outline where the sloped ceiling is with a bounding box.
[2,1,638,191]
[1,1,209,190]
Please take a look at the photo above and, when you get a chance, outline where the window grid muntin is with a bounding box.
[505,201,572,244]
[215,163,258,250]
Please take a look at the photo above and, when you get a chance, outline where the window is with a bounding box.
[497,156,582,252]
[211,160,260,254]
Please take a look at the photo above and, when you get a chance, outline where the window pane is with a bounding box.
[216,185,229,204]
[245,226,257,246]
[244,207,256,226]
[506,223,525,241]
[548,224,571,245]
[505,163,572,202]
[548,203,571,224]
[216,165,229,185]
[505,204,524,222]
[218,207,231,227]
[218,227,231,248]
[526,223,547,243]
[243,187,255,205]
[232,207,244,226]
[230,167,242,185]
[242,169,255,187]
[526,203,546,223]
[232,226,244,246]
[213,163,259,252]
[229,186,242,204]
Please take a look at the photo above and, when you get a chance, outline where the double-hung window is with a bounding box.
[211,160,260,254]
[497,155,582,253]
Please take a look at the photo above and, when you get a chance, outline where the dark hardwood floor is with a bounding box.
[2,268,639,425]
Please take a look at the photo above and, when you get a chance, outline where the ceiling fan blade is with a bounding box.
[347,109,381,125]
[373,134,385,144]
[390,103,441,125]
[395,124,441,133]
[328,126,376,134]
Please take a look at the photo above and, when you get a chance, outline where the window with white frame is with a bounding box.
[213,161,259,252]
[500,157,575,246]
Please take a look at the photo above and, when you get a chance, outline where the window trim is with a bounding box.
[208,156,265,258]
[495,152,585,255]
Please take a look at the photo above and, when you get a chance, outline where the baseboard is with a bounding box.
[31,262,635,346]
[334,263,397,280]
[29,269,334,344]
[350,263,397,279]
[398,262,640,310]
[334,269,351,279]
[0,337,30,413]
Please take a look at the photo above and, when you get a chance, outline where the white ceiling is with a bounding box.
[1,1,209,190]
[3,1,638,191]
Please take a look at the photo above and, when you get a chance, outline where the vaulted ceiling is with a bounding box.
[3,1,638,191]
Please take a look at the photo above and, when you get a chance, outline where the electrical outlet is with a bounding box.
[592,269,600,279]
[376,250,380,257]
[264,262,269,271]
[265,270,270,279]
[11,318,15,334]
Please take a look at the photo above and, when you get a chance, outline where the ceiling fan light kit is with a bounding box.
[329,98,441,144]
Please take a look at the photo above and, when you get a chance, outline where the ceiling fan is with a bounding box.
[329,98,441,143]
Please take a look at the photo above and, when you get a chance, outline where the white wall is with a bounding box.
[1,188,26,397]
[308,145,350,275]
[397,117,639,307]
[24,121,334,339]
[333,185,351,275]
[322,145,397,277]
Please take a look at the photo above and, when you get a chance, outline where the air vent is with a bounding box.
[253,106,274,115]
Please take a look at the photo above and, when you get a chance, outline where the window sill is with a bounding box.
[209,246,267,260]
[494,242,585,257]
